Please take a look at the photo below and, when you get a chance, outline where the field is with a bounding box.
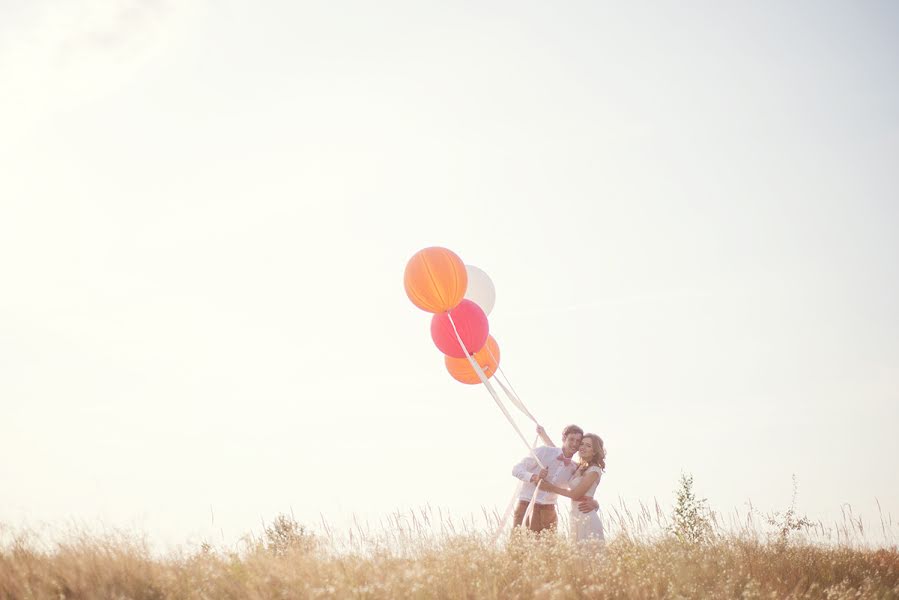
[3,491,897,600]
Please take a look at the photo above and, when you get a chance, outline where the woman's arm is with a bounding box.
[539,470,599,499]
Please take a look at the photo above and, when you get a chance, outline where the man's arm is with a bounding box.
[512,450,547,483]
[536,426,555,447]
[578,498,600,513]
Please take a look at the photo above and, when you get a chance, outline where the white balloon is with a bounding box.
[464,264,496,316]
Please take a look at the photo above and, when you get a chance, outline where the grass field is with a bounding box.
[3,480,897,599]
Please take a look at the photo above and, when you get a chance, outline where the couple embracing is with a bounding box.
[511,424,606,542]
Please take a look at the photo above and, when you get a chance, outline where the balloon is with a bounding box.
[463,264,496,315]
[404,247,468,313]
[430,299,489,358]
[445,336,500,384]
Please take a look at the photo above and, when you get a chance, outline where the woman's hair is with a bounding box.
[579,433,606,471]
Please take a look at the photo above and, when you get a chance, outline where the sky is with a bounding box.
[1,0,898,551]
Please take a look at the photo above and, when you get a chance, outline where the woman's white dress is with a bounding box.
[569,466,604,542]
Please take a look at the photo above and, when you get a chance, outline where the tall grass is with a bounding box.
[2,495,897,599]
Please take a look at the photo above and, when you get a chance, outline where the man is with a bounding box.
[511,424,599,533]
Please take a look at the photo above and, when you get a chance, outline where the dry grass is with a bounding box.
[2,504,897,600]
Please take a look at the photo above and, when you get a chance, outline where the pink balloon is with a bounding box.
[430,299,489,358]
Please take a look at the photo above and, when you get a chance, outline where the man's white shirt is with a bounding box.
[512,445,577,504]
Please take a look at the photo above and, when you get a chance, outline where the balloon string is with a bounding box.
[492,434,542,541]
[522,483,542,529]
[495,377,538,425]
[494,485,521,543]
[485,345,540,426]
[473,330,546,530]
[446,312,544,469]
[447,311,546,533]
[486,358,549,529]
[524,435,542,528]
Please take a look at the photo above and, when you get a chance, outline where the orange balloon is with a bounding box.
[445,336,500,384]
[404,247,468,313]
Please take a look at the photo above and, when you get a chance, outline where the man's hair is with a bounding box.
[561,424,584,439]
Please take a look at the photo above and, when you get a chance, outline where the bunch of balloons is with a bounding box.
[403,247,499,384]
[405,246,554,534]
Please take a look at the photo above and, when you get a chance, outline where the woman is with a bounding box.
[536,428,606,543]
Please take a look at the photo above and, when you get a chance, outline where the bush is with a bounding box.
[670,473,714,545]
[762,474,814,545]
[263,513,317,556]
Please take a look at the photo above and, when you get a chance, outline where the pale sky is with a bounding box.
[2,0,898,550]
